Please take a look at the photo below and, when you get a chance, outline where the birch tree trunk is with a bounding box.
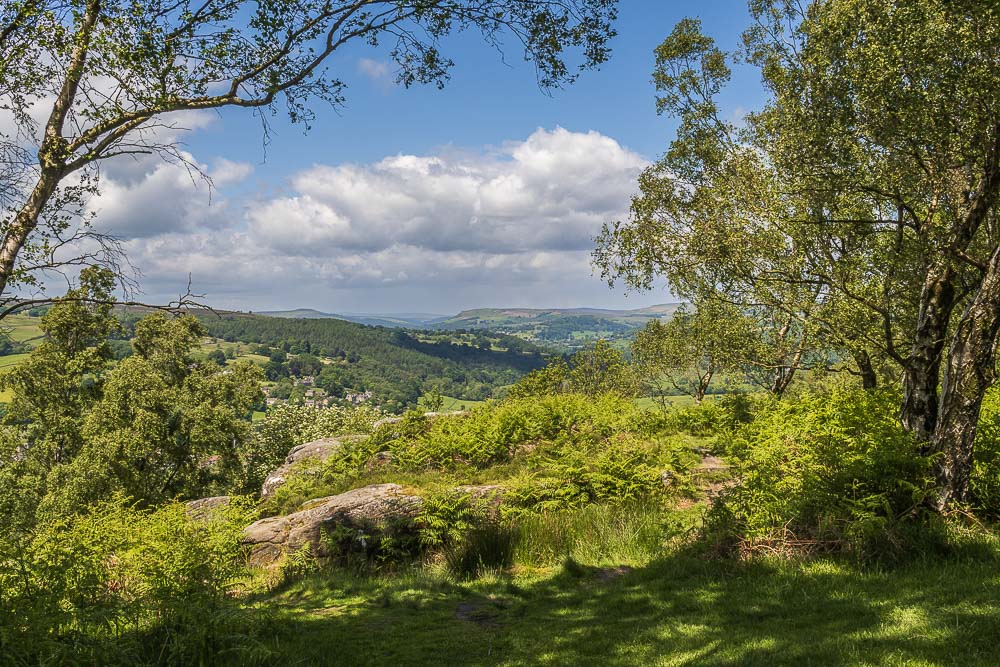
[928,248,1000,508]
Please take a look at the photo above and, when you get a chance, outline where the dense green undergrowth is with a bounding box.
[6,384,1000,665]
[264,393,700,519]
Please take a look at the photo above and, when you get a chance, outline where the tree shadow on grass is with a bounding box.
[249,545,1000,667]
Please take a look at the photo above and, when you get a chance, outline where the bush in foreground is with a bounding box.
[705,388,942,563]
[0,497,268,665]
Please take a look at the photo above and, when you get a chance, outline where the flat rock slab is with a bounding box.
[243,483,423,566]
[261,435,365,500]
[453,484,504,504]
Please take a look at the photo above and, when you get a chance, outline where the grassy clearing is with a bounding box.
[232,353,271,366]
[257,525,1000,666]
[243,391,1000,665]
[635,394,717,410]
[0,353,30,372]
[418,394,488,411]
[2,313,44,347]
[196,339,273,366]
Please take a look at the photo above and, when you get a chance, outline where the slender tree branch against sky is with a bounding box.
[0,0,621,312]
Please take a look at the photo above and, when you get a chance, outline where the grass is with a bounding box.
[243,399,1000,667]
[13,387,1000,665]
[196,339,274,367]
[232,353,271,366]
[252,527,1000,666]
[635,394,714,410]
[2,313,44,347]
[0,352,31,376]
[0,315,47,401]
[0,314,47,388]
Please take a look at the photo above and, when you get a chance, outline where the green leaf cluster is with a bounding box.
[0,496,262,664]
[707,387,938,562]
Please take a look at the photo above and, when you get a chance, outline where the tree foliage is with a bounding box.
[0,0,619,305]
[509,340,637,399]
[0,267,120,474]
[0,286,264,537]
[595,0,1000,507]
[631,300,755,403]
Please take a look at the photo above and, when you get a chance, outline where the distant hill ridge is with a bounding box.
[257,303,681,351]
[258,309,444,328]
[260,304,680,325]
[447,304,679,319]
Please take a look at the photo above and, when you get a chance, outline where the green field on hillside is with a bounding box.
[0,353,30,371]
[0,314,52,395]
[195,339,274,367]
[417,393,488,411]
[3,315,44,347]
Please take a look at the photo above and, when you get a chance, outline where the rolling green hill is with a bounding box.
[195,311,551,411]
[258,304,682,351]
[429,304,682,350]
[258,308,444,329]
[0,309,552,412]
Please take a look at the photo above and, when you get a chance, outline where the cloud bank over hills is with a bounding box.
[84,126,666,312]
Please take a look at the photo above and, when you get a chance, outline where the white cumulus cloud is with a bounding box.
[109,127,654,311]
[245,127,645,257]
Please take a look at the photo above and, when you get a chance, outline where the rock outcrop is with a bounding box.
[453,484,504,503]
[243,483,423,566]
[261,435,364,500]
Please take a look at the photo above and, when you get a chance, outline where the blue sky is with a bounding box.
[94,1,765,315]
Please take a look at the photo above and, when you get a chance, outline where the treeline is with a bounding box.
[194,313,550,411]
[528,315,635,343]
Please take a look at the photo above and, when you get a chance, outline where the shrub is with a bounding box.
[661,400,726,437]
[383,393,653,471]
[320,515,424,572]
[415,489,488,551]
[241,402,384,494]
[0,496,268,664]
[264,393,688,518]
[312,488,496,572]
[705,388,937,563]
[502,432,669,513]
